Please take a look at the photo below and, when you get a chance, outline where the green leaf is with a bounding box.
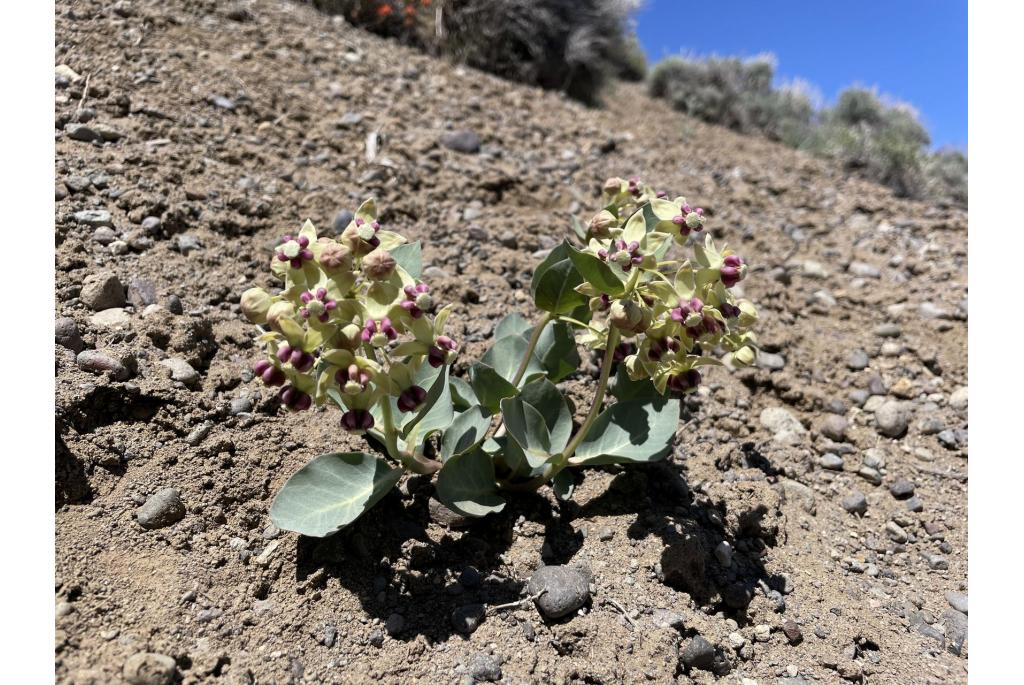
[571,215,588,242]
[552,470,575,501]
[494,313,531,340]
[610,364,661,402]
[390,241,422,279]
[518,378,573,452]
[435,449,506,517]
[270,452,402,537]
[449,376,476,411]
[483,334,544,386]
[566,243,626,296]
[570,397,680,466]
[404,366,454,444]
[469,362,519,414]
[531,242,587,314]
[441,405,492,460]
[532,321,580,383]
[500,395,552,464]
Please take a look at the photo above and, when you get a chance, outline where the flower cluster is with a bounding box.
[240,200,458,434]
[577,177,759,395]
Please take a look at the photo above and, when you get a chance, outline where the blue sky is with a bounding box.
[633,1,967,150]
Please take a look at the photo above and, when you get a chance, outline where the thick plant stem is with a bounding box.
[557,327,621,468]
[496,327,622,492]
[379,397,440,475]
[510,312,554,387]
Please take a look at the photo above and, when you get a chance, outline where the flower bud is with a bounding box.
[397,385,428,413]
[362,318,398,348]
[276,234,315,269]
[341,220,380,256]
[603,177,625,197]
[589,293,611,312]
[336,363,372,395]
[589,210,616,238]
[279,385,312,411]
[737,300,758,327]
[667,369,701,395]
[609,299,649,336]
[428,335,458,368]
[266,301,296,331]
[319,241,353,274]
[341,409,375,434]
[400,283,432,318]
[362,249,396,281]
[732,346,756,367]
[720,255,747,288]
[240,287,272,324]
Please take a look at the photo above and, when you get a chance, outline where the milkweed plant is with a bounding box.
[240,178,759,536]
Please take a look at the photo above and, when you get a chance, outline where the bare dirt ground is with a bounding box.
[55,1,968,683]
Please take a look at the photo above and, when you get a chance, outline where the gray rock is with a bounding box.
[938,429,967,450]
[166,295,184,315]
[949,386,968,411]
[919,417,946,435]
[160,358,200,386]
[885,521,909,543]
[857,466,882,485]
[74,209,113,227]
[841,491,868,516]
[441,130,482,154]
[230,395,254,415]
[527,565,591,619]
[875,401,909,438]
[92,226,117,244]
[847,349,870,370]
[819,453,844,470]
[760,407,807,445]
[943,609,967,656]
[77,350,130,380]
[55,317,84,352]
[782,620,803,645]
[332,209,354,234]
[889,479,915,499]
[127,278,158,308]
[451,603,485,634]
[756,351,786,371]
[80,272,125,310]
[874,323,902,338]
[651,608,686,630]
[123,652,176,685]
[384,613,405,636]
[209,95,236,110]
[820,415,849,441]
[714,540,733,567]
[946,591,968,614]
[466,652,502,682]
[680,635,715,671]
[924,553,948,570]
[176,234,202,255]
[849,389,869,407]
[66,123,101,142]
[137,488,186,529]
[848,261,881,278]
[905,496,924,512]
[919,302,948,320]
[141,216,162,233]
[90,308,132,329]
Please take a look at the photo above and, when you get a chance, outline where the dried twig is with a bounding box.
[76,72,92,116]
[488,589,546,614]
[603,598,637,630]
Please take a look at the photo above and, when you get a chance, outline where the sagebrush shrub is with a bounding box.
[307,0,641,105]
[241,179,759,536]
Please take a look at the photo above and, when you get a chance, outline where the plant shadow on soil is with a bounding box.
[292,443,783,641]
